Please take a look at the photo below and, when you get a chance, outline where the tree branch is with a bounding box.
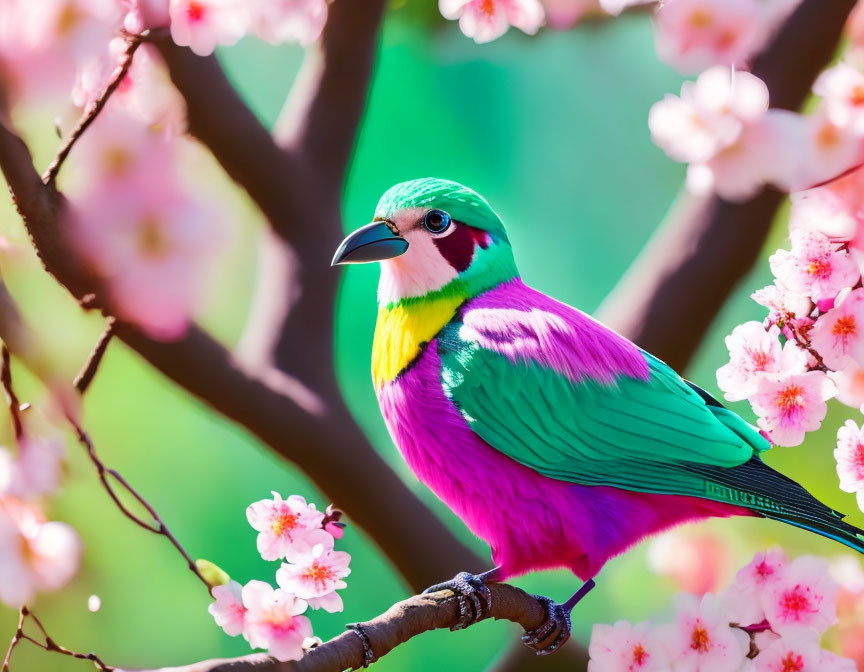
[0,30,483,595]
[141,0,484,591]
[596,0,857,372]
[138,584,553,672]
[149,38,300,237]
[275,0,387,193]
[74,318,116,394]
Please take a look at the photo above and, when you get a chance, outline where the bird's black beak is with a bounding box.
[331,221,409,266]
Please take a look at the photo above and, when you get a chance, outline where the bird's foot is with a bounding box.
[423,571,493,630]
[347,623,375,668]
[521,595,571,656]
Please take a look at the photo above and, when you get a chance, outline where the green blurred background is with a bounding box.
[0,8,859,671]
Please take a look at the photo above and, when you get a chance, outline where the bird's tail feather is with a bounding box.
[686,457,864,555]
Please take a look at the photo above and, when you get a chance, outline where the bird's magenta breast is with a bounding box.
[377,341,592,577]
[377,342,747,581]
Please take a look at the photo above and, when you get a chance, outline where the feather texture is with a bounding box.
[377,341,750,580]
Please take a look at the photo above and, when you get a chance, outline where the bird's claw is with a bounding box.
[521,595,571,655]
[347,623,375,668]
[423,571,493,630]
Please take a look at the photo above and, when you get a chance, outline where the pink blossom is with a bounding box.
[123,0,171,33]
[168,0,247,56]
[716,322,807,402]
[849,1,864,66]
[0,498,82,607]
[653,0,768,75]
[817,650,857,672]
[276,545,351,613]
[541,0,599,29]
[69,105,175,187]
[209,580,247,637]
[828,362,864,409]
[658,594,750,672]
[0,0,121,105]
[249,0,327,46]
[753,635,853,672]
[751,281,812,326]
[797,110,864,191]
[810,288,864,370]
[2,435,65,499]
[439,0,544,44]
[749,370,835,447]
[241,581,312,662]
[69,166,220,341]
[814,62,864,136]
[753,629,781,653]
[246,492,330,562]
[73,41,185,132]
[693,108,854,200]
[721,547,787,626]
[762,555,837,636]
[649,67,769,164]
[686,110,793,201]
[587,620,669,672]
[769,230,860,304]
[834,419,864,512]
[647,530,731,595]
[789,164,864,242]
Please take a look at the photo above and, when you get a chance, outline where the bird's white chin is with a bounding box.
[376,230,458,305]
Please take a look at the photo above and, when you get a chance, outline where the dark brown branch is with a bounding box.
[1,40,481,596]
[138,584,555,672]
[142,0,483,593]
[596,0,857,372]
[43,33,143,184]
[74,318,116,394]
[151,43,299,237]
[0,345,23,440]
[276,0,388,193]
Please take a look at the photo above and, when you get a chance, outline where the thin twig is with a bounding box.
[1,351,211,592]
[69,420,213,592]
[1,608,25,672]
[74,318,116,394]
[42,33,143,184]
[0,345,23,440]
[2,607,114,672]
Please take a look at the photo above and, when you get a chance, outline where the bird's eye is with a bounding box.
[423,209,451,234]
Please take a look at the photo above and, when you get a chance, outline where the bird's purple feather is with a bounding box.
[377,278,751,580]
[461,278,650,385]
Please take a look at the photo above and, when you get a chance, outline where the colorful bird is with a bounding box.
[331,178,864,654]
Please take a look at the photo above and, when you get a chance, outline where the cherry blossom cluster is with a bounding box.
[65,100,224,341]
[207,492,350,663]
[0,0,332,342]
[0,0,326,101]
[649,61,864,201]
[437,0,798,53]
[589,549,856,672]
[712,159,864,511]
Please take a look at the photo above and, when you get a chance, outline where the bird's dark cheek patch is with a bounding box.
[433,224,483,273]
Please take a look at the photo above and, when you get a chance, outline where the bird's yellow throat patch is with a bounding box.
[372,293,465,389]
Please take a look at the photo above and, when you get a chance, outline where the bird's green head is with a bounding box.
[332,178,519,305]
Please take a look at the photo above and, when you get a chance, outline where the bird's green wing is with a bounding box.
[438,319,772,506]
